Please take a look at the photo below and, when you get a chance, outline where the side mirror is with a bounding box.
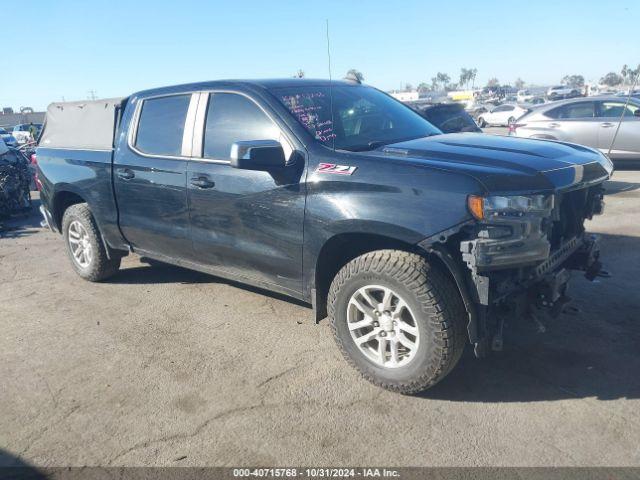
[634,109,640,117]
[230,140,286,171]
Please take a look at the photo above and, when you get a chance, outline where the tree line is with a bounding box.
[292,63,640,90]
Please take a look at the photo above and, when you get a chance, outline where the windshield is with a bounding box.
[272,85,441,151]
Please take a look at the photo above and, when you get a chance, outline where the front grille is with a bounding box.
[549,186,598,248]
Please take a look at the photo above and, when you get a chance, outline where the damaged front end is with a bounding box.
[427,184,607,357]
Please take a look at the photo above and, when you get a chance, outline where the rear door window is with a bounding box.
[203,93,280,160]
[546,102,595,119]
[598,101,639,118]
[135,94,191,156]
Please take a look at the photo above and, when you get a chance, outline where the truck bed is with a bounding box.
[37,98,127,250]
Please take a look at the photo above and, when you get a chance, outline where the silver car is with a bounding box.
[511,96,640,162]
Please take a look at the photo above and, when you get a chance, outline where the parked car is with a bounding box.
[476,103,529,127]
[37,79,611,393]
[410,102,481,133]
[517,89,535,102]
[546,85,580,100]
[0,127,19,147]
[466,102,492,119]
[12,123,42,144]
[510,95,640,162]
[615,89,640,98]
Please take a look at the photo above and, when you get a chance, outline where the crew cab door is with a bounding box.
[186,91,306,295]
[114,93,196,258]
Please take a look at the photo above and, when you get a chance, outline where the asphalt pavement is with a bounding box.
[0,171,639,467]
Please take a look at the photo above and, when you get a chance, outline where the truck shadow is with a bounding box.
[604,179,640,194]
[0,449,46,478]
[111,260,310,308]
[422,231,640,402]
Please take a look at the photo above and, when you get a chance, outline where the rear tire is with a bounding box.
[477,117,486,128]
[62,203,120,282]
[328,250,466,394]
[507,116,516,125]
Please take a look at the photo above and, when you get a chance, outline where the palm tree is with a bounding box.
[436,72,451,90]
[621,64,630,85]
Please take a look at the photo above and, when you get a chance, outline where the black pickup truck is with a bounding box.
[36,79,612,393]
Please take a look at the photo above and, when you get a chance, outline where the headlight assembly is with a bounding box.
[467,194,554,221]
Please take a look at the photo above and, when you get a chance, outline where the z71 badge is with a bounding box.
[316,163,357,175]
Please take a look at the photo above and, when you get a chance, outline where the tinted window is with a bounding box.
[598,101,639,118]
[546,102,594,119]
[135,95,191,156]
[273,85,440,151]
[203,93,279,160]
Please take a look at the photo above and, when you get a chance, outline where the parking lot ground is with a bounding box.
[1,171,639,467]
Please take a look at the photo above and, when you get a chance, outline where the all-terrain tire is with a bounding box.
[62,203,121,281]
[328,250,467,394]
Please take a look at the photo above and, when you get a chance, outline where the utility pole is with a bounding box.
[87,90,97,101]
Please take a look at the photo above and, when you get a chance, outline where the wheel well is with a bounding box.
[52,191,85,231]
[313,233,422,320]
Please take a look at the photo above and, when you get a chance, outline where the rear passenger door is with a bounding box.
[596,100,640,159]
[186,91,306,295]
[114,93,196,259]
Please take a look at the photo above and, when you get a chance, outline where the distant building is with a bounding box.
[0,109,45,128]
[389,90,419,102]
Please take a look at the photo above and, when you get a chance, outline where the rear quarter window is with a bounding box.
[135,94,191,156]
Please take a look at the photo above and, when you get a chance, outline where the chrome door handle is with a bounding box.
[190,176,215,189]
[601,122,615,128]
[548,123,561,128]
[117,168,135,180]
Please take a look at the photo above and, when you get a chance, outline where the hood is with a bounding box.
[379,133,612,193]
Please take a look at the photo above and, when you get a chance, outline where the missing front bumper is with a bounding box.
[463,233,602,306]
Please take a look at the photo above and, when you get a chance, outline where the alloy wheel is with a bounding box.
[346,285,420,368]
[67,220,93,268]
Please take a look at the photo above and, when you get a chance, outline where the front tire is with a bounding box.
[328,250,466,394]
[477,117,486,128]
[62,203,120,281]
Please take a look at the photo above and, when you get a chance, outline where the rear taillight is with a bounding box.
[30,153,42,190]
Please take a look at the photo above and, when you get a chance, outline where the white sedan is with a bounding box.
[477,104,529,127]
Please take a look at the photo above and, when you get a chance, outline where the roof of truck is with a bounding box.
[131,78,362,97]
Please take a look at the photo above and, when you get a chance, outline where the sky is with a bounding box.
[1,0,638,111]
